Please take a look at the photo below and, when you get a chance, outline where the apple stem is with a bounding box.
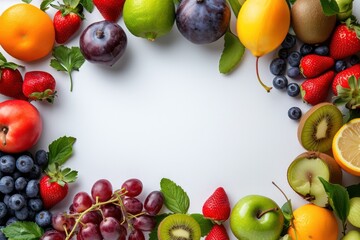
[0,127,8,146]
[256,57,272,92]
[257,207,279,219]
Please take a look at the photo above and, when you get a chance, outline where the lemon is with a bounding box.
[123,0,175,41]
[332,118,360,176]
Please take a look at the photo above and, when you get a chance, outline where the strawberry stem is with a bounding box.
[256,57,272,92]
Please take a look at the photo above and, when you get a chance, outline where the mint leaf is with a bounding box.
[227,0,241,16]
[48,136,76,166]
[2,222,43,240]
[149,213,171,240]
[347,183,360,198]
[219,30,245,74]
[190,213,214,237]
[40,0,55,10]
[80,0,94,12]
[160,178,190,214]
[320,0,340,16]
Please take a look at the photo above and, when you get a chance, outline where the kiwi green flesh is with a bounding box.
[299,104,343,152]
[287,157,330,207]
[158,214,201,240]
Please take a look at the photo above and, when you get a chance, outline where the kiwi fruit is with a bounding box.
[157,213,201,240]
[287,151,342,207]
[298,102,343,153]
[291,0,336,44]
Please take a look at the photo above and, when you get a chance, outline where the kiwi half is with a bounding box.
[298,102,343,152]
[157,213,201,240]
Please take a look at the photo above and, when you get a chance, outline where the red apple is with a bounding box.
[0,100,42,153]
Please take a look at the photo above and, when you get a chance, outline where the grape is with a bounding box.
[123,197,143,215]
[144,191,164,215]
[80,211,102,225]
[99,217,124,240]
[132,214,156,231]
[101,204,123,221]
[79,222,102,240]
[91,179,113,202]
[40,230,65,240]
[121,178,142,197]
[128,229,145,240]
[72,192,93,213]
[52,212,75,232]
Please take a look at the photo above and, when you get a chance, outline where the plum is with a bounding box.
[176,0,230,44]
[79,21,127,66]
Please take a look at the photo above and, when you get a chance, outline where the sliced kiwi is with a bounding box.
[287,151,342,207]
[298,102,343,152]
[157,213,201,240]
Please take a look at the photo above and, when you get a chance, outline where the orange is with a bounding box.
[288,203,338,240]
[332,118,360,176]
[0,3,55,62]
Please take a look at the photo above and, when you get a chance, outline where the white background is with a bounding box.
[0,0,359,239]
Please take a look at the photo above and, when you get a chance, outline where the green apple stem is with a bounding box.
[256,57,272,93]
[0,127,8,146]
[257,207,279,219]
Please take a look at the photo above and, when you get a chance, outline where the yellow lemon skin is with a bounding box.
[236,0,290,57]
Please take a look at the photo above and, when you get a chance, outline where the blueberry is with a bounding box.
[278,48,289,59]
[0,155,16,174]
[287,67,301,78]
[15,207,29,220]
[8,194,26,211]
[5,217,18,226]
[335,60,347,72]
[11,171,22,180]
[35,210,52,228]
[35,150,48,167]
[272,76,288,89]
[288,107,302,120]
[300,44,313,56]
[16,155,34,173]
[0,176,14,194]
[288,51,302,67]
[270,58,286,75]
[27,164,41,180]
[281,34,297,49]
[0,202,7,219]
[3,195,10,207]
[28,198,43,212]
[314,45,329,56]
[287,83,300,97]
[15,177,27,191]
[350,55,360,65]
[26,180,39,198]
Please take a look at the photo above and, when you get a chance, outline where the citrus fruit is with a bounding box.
[332,118,360,176]
[123,0,175,41]
[288,203,338,240]
[0,3,55,62]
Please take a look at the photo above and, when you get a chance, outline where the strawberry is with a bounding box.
[329,18,360,60]
[300,70,335,105]
[332,64,360,95]
[202,187,230,223]
[93,0,125,22]
[299,54,334,78]
[205,224,229,240]
[23,71,56,103]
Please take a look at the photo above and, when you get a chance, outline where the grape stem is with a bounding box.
[256,57,272,92]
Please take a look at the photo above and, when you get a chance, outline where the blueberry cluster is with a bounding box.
[0,150,50,239]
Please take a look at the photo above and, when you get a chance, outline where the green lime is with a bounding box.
[123,0,175,41]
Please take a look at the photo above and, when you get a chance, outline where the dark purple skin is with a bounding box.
[80,20,127,66]
[176,0,231,44]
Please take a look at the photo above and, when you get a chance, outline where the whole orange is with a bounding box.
[288,203,339,240]
[0,3,55,62]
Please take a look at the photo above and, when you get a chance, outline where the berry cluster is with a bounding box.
[41,178,164,240]
[0,150,51,238]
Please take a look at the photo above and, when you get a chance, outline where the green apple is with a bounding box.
[348,197,360,228]
[342,230,360,240]
[230,195,284,240]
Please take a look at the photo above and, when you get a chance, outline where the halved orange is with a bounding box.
[332,118,360,176]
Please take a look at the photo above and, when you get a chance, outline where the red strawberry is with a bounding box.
[23,71,56,103]
[53,8,83,44]
[205,224,229,240]
[93,0,125,22]
[301,70,335,105]
[299,54,334,78]
[332,64,360,95]
[202,187,230,223]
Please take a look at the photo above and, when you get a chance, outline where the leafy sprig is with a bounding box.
[2,222,44,240]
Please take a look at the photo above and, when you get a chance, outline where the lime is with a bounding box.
[123,0,175,41]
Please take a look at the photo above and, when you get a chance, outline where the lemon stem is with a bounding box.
[256,57,272,92]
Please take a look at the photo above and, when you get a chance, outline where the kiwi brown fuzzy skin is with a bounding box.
[297,102,343,153]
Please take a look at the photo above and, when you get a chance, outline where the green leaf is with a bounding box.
[2,222,44,240]
[160,178,190,214]
[48,136,76,166]
[190,213,214,237]
[40,0,55,11]
[80,0,94,12]
[22,0,32,3]
[320,0,340,16]
[219,30,245,74]
[227,0,241,16]
[62,168,78,183]
[281,200,293,221]
[149,213,171,240]
[347,183,360,198]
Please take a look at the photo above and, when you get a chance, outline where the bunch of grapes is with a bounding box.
[41,178,164,240]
